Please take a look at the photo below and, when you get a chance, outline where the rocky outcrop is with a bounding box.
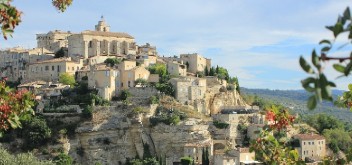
[204,85,247,115]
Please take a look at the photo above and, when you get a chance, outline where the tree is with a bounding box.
[148,64,167,77]
[22,117,52,149]
[0,0,72,39]
[204,66,209,76]
[54,47,65,58]
[300,7,352,110]
[135,78,149,87]
[59,73,76,86]
[0,80,35,137]
[104,58,121,67]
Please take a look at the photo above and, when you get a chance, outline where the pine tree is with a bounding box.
[204,66,209,76]
[202,148,205,165]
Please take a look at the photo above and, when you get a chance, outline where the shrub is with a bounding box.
[149,96,159,104]
[22,117,52,149]
[53,152,73,165]
[120,90,131,101]
[59,73,75,86]
[180,157,193,165]
[213,121,229,129]
[82,105,93,119]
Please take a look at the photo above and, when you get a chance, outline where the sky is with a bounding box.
[1,0,352,90]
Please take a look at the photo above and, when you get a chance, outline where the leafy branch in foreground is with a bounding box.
[300,7,352,110]
[0,0,72,39]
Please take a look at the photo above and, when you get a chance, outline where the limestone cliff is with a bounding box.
[204,85,247,115]
[72,105,211,165]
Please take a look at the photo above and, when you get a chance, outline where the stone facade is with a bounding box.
[0,47,54,82]
[68,17,136,59]
[170,76,206,104]
[36,30,72,52]
[180,53,211,74]
[167,61,187,77]
[88,64,120,100]
[27,57,82,82]
[293,134,326,160]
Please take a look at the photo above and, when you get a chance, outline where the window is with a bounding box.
[105,71,110,76]
[52,66,54,71]
[121,83,123,87]
[128,81,131,87]
[88,41,93,48]
[72,67,74,71]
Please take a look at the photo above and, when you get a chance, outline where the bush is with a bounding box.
[82,105,93,119]
[59,73,75,86]
[180,157,193,165]
[226,84,235,91]
[22,117,52,149]
[0,147,54,165]
[104,58,121,66]
[149,96,159,104]
[120,90,131,101]
[213,121,229,129]
[53,152,73,165]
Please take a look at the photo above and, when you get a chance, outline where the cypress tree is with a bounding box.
[204,66,209,76]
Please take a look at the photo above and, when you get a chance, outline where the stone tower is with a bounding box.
[95,16,110,32]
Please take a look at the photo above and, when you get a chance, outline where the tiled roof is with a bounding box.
[30,58,75,64]
[81,30,134,39]
[294,134,325,140]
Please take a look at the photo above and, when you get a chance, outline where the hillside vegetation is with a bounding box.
[241,88,352,122]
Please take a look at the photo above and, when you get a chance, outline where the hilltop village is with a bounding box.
[0,18,328,165]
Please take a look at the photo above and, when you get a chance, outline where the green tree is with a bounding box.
[120,89,131,101]
[148,64,167,77]
[22,117,52,149]
[59,73,76,86]
[104,58,121,67]
[204,66,209,76]
[135,78,149,86]
[54,47,65,58]
[209,67,215,76]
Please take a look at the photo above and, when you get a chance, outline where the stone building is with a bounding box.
[36,30,72,52]
[293,134,326,161]
[88,64,120,100]
[137,43,157,56]
[183,140,213,165]
[169,76,206,104]
[0,47,54,82]
[27,57,82,82]
[167,61,187,77]
[180,53,211,74]
[68,17,136,59]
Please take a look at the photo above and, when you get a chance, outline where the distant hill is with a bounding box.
[240,87,352,122]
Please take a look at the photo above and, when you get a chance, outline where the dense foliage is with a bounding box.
[53,152,73,165]
[213,121,229,129]
[0,147,54,165]
[104,58,121,67]
[54,47,65,58]
[0,80,35,137]
[149,106,186,126]
[59,73,75,86]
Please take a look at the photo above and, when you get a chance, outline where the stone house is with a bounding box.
[183,140,213,165]
[169,76,206,104]
[137,43,157,56]
[122,66,150,89]
[0,47,54,82]
[27,57,83,82]
[293,134,326,161]
[180,53,211,74]
[68,17,136,59]
[36,30,72,52]
[167,61,187,77]
[213,148,259,165]
[88,64,120,100]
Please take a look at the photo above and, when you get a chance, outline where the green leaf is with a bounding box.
[301,77,315,92]
[344,7,351,20]
[333,22,344,37]
[328,81,336,88]
[320,74,332,100]
[299,56,314,74]
[348,84,352,91]
[321,46,330,52]
[311,50,320,69]
[333,64,345,73]
[326,26,334,31]
[307,95,317,110]
[319,39,331,45]
[344,62,352,76]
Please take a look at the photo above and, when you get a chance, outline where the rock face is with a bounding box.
[204,85,247,115]
[72,105,212,165]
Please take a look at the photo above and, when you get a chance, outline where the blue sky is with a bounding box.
[1,0,352,90]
